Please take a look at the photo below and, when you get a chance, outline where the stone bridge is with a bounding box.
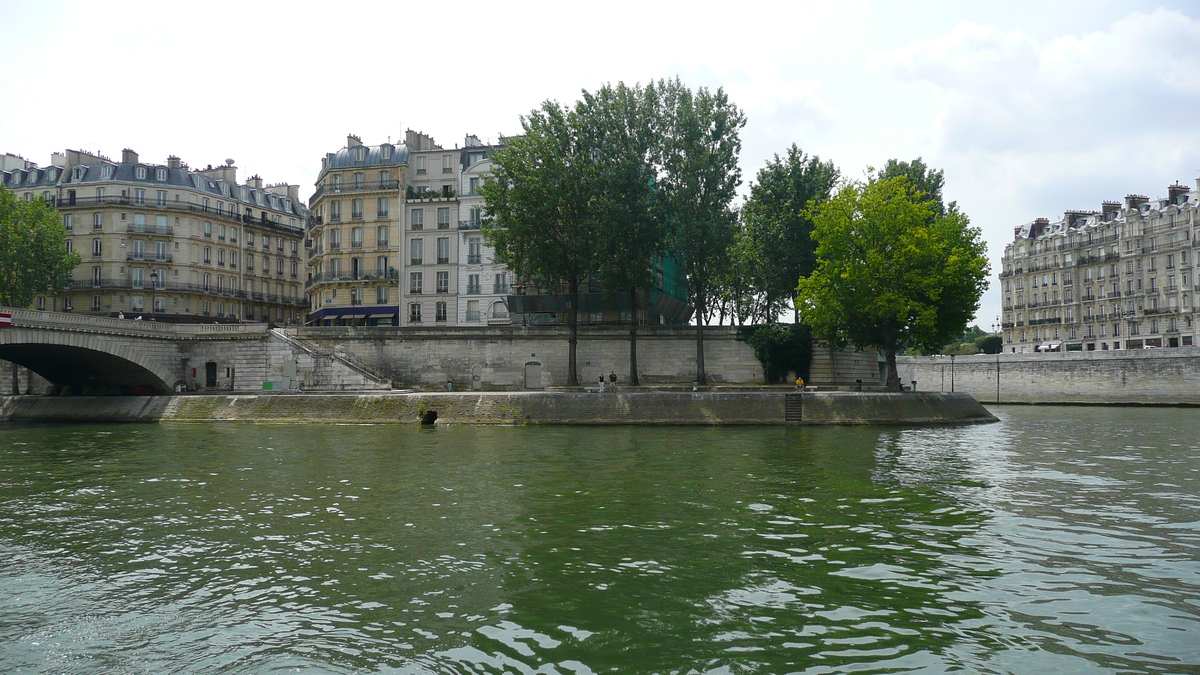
[0,307,389,394]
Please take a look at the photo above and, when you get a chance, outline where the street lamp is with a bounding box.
[991,314,1001,404]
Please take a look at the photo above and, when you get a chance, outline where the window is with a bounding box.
[36,296,45,311]
[376,256,388,277]
[92,238,102,256]
[351,227,364,248]
[495,272,508,294]
[131,295,144,312]
[411,209,424,230]
[380,170,391,184]
[435,301,447,321]
[415,156,426,175]
[437,207,450,229]
[469,177,480,195]
[203,221,212,237]
[203,246,212,264]
[134,188,146,204]
[131,268,144,289]
[377,225,389,247]
[354,172,364,189]
[277,259,284,275]
[218,249,226,266]
[133,213,146,226]
[355,147,367,162]
[65,240,73,254]
[230,227,238,243]
[352,199,363,220]
[410,239,423,265]
[92,267,101,285]
[468,237,482,264]
[218,224,226,241]
[247,254,254,272]
[377,286,388,303]
[466,299,480,321]
[156,190,167,206]
[437,271,449,293]
[467,274,481,295]
[410,272,423,294]
[381,146,393,161]
[247,232,254,247]
[329,229,341,249]
[63,214,74,230]
[409,303,422,322]
[377,197,389,218]
[330,201,342,220]
[291,261,298,278]
[331,174,343,191]
[351,287,362,306]
[92,296,101,311]
[135,167,147,179]
[90,212,102,229]
[437,237,449,264]
[443,155,453,173]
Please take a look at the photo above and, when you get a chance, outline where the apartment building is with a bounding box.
[2,149,307,323]
[306,135,405,325]
[400,130,461,326]
[1000,180,1199,352]
[457,135,510,325]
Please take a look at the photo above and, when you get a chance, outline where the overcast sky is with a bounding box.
[3,0,1198,326]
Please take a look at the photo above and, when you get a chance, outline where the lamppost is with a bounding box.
[950,353,955,393]
[991,315,1001,404]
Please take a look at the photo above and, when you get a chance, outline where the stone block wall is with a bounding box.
[897,348,1200,404]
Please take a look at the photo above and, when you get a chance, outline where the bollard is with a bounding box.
[446,381,453,392]
[911,380,917,392]
[692,381,698,392]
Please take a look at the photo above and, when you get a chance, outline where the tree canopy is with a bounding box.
[740,145,839,322]
[0,187,80,308]
[796,175,989,390]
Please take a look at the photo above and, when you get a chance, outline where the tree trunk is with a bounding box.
[628,287,640,386]
[793,303,799,324]
[695,295,707,386]
[885,348,901,392]
[567,279,579,386]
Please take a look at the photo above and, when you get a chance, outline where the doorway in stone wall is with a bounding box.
[524,362,542,390]
[205,361,217,389]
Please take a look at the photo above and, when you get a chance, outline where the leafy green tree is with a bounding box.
[796,176,990,391]
[873,157,954,217]
[976,335,1003,354]
[0,187,80,308]
[657,79,746,385]
[742,145,839,322]
[581,82,667,387]
[482,101,603,386]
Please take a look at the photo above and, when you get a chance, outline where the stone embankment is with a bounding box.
[897,348,1200,405]
[0,391,996,425]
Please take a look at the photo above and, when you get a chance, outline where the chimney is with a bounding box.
[121,148,139,164]
[166,155,181,169]
[51,152,66,168]
[1101,200,1120,221]
[347,134,363,148]
[465,134,482,148]
[246,174,263,189]
[1124,194,1148,211]
[1167,182,1191,206]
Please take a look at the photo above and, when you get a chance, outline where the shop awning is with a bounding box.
[368,313,395,319]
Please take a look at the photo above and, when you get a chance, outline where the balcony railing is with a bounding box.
[465,310,481,321]
[310,180,400,202]
[303,269,398,289]
[52,195,303,235]
[126,252,173,263]
[126,224,174,236]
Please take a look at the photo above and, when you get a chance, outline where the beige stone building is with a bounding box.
[1,148,307,323]
[1000,180,1199,352]
[400,130,461,326]
[306,135,405,325]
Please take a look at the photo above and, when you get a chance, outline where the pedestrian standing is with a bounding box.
[599,373,605,393]
[609,371,617,392]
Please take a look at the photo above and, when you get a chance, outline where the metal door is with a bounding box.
[524,362,542,389]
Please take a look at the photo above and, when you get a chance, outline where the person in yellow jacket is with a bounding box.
[795,376,805,391]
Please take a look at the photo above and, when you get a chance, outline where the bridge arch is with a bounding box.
[0,328,176,394]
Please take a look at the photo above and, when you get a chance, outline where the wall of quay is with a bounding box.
[0,391,995,426]
[288,325,880,389]
[897,348,1200,405]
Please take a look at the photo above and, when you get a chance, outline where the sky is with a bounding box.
[2,0,1199,326]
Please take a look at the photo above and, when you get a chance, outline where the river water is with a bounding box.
[1,406,1198,674]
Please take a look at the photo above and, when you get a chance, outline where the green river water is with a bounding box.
[1,406,1198,674]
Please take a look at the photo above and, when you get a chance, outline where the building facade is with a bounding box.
[2,149,307,323]
[306,135,406,325]
[1000,180,1199,352]
[400,130,462,326]
[456,136,510,325]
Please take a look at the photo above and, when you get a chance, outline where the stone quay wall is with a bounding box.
[287,325,880,390]
[897,348,1200,405]
[0,391,996,426]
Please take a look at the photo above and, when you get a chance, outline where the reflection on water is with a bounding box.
[1,407,1198,673]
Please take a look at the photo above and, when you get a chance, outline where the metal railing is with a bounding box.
[310,180,400,202]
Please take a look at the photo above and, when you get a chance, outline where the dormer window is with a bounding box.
[355,146,368,162]
[381,145,392,160]
[156,168,167,181]
[240,187,249,201]
[72,166,85,181]
[191,174,203,188]
[136,166,147,179]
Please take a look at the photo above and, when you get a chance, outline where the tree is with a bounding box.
[581,82,667,387]
[741,145,839,322]
[0,187,80,308]
[874,158,954,217]
[657,79,746,385]
[796,176,989,391]
[976,335,1003,354]
[481,101,603,386]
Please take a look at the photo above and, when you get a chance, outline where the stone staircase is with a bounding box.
[268,329,391,391]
